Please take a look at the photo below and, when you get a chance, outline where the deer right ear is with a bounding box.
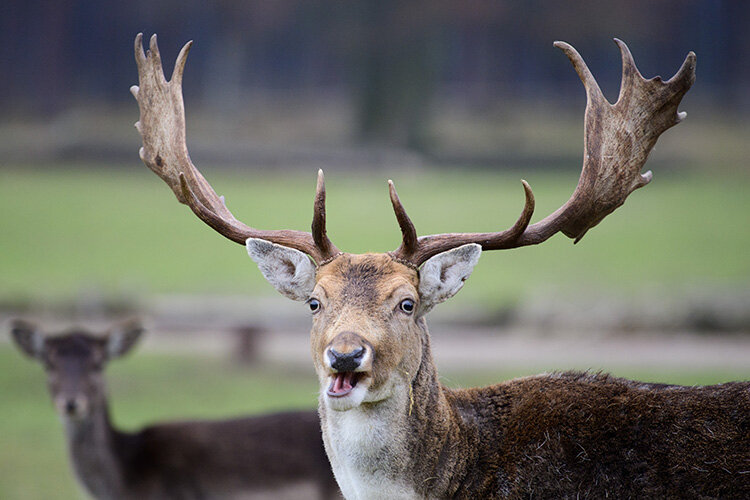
[246,238,316,301]
[418,244,482,315]
[9,319,45,359]
[107,319,144,359]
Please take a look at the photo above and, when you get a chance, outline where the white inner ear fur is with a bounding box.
[246,238,316,301]
[418,243,482,315]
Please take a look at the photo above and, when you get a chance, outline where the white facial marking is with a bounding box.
[323,347,333,370]
[246,238,316,301]
[418,243,481,314]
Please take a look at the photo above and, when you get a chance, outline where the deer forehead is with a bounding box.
[47,334,105,360]
[315,253,419,306]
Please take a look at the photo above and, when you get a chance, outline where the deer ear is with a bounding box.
[9,319,45,359]
[246,238,316,301]
[418,244,481,315]
[106,319,144,359]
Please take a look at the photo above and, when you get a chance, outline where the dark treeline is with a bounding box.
[0,0,747,147]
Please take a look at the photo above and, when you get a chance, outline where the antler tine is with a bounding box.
[392,180,535,265]
[387,180,419,260]
[553,41,606,105]
[312,170,338,259]
[132,34,338,264]
[391,39,694,267]
[171,38,192,85]
[614,38,642,103]
[134,33,146,74]
[667,48,697,89]
[148,34,165,84]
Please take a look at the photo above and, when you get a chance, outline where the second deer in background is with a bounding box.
[10,320,339,500]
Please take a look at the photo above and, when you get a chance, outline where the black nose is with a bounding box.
[65,399,78,414]
[328,347,365,372]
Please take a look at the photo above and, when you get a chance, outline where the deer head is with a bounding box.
[10,320,143,419]
[131,34,695,414]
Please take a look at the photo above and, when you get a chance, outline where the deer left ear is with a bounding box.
[418,244,481,315]
[246,238,317,301]
[106,319,144,359]
[9,319,45,360]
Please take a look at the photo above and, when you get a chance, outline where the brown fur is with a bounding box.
[438,372,749,499]
[311,254,750,499]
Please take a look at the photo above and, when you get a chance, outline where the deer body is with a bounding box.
[11,323,339,500]
[131,34,749,497]
[68,410,336,500]
[326,359,750,499]
[313,256,750,499]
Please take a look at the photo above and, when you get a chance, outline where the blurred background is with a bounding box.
[1,1,748,498]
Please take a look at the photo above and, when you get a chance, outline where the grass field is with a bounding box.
[1,343,747,500]
[1,166,749,307]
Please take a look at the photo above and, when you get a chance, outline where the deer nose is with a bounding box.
[64,399,78,415]
[56,395,88,417]
[327,347,366,372]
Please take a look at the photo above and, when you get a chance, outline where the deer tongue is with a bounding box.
[329,372,356,396]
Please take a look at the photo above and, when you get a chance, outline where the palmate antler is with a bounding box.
[132,34,695,269]
[389,39,696,266]
[130,33,339,264]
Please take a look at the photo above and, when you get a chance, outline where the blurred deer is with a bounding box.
[132,34,749,498]
[10,320,339,500]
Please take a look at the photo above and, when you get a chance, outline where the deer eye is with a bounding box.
[399,299,415,314]
[308,298,321,313]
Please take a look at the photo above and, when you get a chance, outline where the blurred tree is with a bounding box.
[349,0,442,150]
[0,0,747,125]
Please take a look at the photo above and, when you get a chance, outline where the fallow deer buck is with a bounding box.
[10,320,339,500]
[131,33,750,498]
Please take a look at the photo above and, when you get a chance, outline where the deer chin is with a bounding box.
[324,372,372,411]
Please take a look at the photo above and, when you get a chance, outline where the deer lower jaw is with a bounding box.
[325,372,372,411]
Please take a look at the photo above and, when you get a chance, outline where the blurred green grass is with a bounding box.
[1,343,747,500]
[1,166,748,307]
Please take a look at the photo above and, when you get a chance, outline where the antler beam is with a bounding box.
[390,39,696,266]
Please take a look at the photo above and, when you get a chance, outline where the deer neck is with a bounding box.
[63,400,127,499]
[320,318,473,499]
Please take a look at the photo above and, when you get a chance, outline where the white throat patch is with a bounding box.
[323,405,419,500]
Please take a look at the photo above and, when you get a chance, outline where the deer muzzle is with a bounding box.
[324,333,373,398]
[55,395,89,419]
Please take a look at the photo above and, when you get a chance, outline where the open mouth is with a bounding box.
[327,371,367,398]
